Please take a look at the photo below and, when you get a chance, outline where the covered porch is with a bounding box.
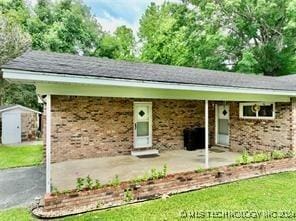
[42,86,291,193]
[51,147,240,190]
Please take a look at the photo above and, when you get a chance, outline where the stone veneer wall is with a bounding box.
[51,96,205,163]
[229,102,292,153]
[21,112,38,142]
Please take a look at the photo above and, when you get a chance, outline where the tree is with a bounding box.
[113,26,135,60]
[95,25,135,60]
[185,0,296,75]
[0,15,38,108]
[25,0,104,55]
[138,2,227,70]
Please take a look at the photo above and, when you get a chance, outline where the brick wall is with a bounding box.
[21,112,38,142]
[229,102,292,153]
[51,96,204,163]
[49,96,293,163]
[42,158,296,216]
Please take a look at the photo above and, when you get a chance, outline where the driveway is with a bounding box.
[0,166,45,209]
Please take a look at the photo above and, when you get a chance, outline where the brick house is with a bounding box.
[2,50,296,193]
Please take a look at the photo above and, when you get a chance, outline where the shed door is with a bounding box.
[2,113,21,144]
[134,102,152,149]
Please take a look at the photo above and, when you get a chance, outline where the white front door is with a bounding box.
[134,102,152,149]
[216,105,230,146]
[2,113,21,144]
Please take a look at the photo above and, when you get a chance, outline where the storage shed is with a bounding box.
[0,105,41,144]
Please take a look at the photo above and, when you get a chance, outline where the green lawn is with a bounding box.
[1,172,296,220]
[0,144,43,169]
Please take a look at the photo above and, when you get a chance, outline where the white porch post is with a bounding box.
[205,100,209,168]
[46,94,51,193]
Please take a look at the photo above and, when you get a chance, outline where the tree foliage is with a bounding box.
[185,0,296,75]
[0,14,37,108]
[95,25,135,60]
[0,0,135,108]
[138,2,227,70]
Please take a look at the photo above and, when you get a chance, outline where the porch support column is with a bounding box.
[205,100,209,168]
[46,94,51,193]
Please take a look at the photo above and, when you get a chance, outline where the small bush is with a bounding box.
[94,179,101,189]
[253,153,270,163]
[132,175,148,185]
[236,150,252,165]
[162,164,168,177]
[241,150,251,164]
[271,150,286,160]
[149,165,168,180]
[52,186,60,195]
[76,177,84,191]
[195,167,205,173]
[85,175,93,189]
[286,150,295,158]
[110,175,120,187]
[123,188,134,202]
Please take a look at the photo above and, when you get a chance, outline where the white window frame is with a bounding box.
[239,102,275,120]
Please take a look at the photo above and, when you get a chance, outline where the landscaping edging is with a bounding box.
[34,158,296,218]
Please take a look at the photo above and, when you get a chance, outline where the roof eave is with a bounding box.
[2,68,296,97]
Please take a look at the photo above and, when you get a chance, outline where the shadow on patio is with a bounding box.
[51,147,240,190]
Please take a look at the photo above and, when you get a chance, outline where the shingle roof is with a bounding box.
[0,104,17,112]
[0,104,40,113]
[2,50,296,91]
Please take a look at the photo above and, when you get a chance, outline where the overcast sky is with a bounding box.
[84,0,180,33]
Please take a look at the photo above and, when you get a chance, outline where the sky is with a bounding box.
[27,0,180,34]
[83,0,180,34]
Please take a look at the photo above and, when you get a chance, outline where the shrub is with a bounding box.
[52,186,60,195]
[110,175,120,187]
[241,150,251,164]
[149,165,168,180]
[132,175,148,185]
[236,149,252,165]
[85,175,93,189]
[123,188,134,202]
[253,153,270,163]
[195,167,205,173]
[94,179,101,189]
[163,164,168,177]
[271,150,286,160]
[286,150,295,158]
[76,177,84,191]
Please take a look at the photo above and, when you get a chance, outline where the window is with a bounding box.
[239,103,275,119]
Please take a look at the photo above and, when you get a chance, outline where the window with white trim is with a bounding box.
[239,103,275,119]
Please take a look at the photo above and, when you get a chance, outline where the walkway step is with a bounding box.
[131,149,159,157]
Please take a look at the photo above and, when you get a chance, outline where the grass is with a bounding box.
[0,144,43,169]
[0,208,33,221]
[1,172,296,220]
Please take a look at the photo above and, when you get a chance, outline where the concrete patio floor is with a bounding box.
[52,148,240,190]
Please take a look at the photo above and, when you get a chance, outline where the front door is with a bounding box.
[134,102,152,149]
[216,104,230,146]
[2,113,21,144]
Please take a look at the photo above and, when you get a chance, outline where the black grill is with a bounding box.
[183,127,205,151]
